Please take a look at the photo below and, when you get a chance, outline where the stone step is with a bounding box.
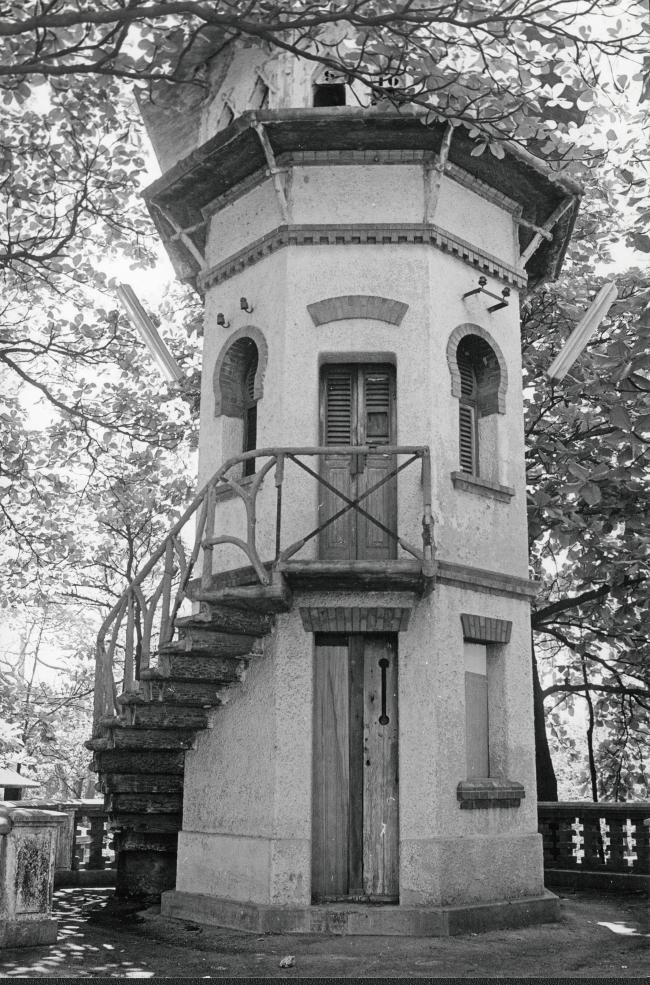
[93,748,186,775]
[191,573,292,615]
[125,703,210,730]
[143,678,228,707]
[176,607,272,637]
[107,792,183,815]
[158,652,246,682]
[110,727,196,750]
[108,812,183,834]
[100,773,184,795]
[160,631,259,658]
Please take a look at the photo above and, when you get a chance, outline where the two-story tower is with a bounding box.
[106,40,581,933]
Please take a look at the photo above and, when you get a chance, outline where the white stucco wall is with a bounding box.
[178,585,541,906]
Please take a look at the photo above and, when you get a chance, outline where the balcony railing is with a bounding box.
[94,445,434,731]
[538,802,650,886]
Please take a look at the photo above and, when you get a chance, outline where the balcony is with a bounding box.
[93,445,434,729]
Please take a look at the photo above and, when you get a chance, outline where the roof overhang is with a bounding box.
[143,108,581,290]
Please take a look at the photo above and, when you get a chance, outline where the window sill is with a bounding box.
[451,471,514,503]
[213,473,255,502]
[457,778,525,810]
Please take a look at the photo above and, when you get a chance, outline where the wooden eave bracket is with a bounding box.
[519,195,577,267]
[252,117,291,223]
[423,123,454,223]
[152,202,207,274]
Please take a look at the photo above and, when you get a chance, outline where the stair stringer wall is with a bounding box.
[176,613,312,906]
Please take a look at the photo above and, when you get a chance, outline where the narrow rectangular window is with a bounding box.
[464,643,489,778]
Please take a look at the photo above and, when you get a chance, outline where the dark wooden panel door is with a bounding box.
[320,365,396,561]
[312,640,350,897]
[312,634,399,902]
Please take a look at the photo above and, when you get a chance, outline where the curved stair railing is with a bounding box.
[94,445,435,734]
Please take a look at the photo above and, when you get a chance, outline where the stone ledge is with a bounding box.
[436,560,539,601]
[161,889,559,937]
[457,778,525,810]
[451,471,515,502]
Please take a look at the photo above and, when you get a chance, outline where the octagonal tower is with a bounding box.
[134,41,580,933]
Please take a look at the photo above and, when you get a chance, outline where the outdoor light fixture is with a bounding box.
[462,276,510,313]
[216,312,230,327]
[240,297,254,313]
[546,280,618,383]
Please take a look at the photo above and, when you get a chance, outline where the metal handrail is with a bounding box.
[93,445,434,732]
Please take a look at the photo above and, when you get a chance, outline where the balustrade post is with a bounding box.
[123,591,136,694]
[275,454,284,560]
[581,811,605,868]
[201,484,217,592]
[88,815,106,871]
[605,814,627,872]
[159,539,175,646]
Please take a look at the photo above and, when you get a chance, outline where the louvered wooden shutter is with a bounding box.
[459,403,476,474]
[458,350,475,398]
[326,372,353,445]
[364,373,390,444]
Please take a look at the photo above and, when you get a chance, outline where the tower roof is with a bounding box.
[144,108,581,291]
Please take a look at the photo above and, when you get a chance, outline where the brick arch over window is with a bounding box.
[446,324,507,415]
[307,295,409,327]
[213,326,268,417]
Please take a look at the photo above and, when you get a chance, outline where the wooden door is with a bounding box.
[320,365,396,561]
[312,634,399,901]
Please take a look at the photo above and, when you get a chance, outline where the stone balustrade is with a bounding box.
[538,801,650,891]
[0,804,67,947]
[18,799,116,888]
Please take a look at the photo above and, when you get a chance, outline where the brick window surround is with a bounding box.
[446,323,507,415]
[213,326,268,417]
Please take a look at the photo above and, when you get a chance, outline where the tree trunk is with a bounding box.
[531,633,558,801]
[580,655,598,802]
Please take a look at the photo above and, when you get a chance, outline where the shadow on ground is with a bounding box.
[0,887,648,978]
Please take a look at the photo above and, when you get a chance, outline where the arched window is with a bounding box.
[455,335,501,476]
[217,336,260,476]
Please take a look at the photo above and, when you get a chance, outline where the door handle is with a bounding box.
[379,657,390,725]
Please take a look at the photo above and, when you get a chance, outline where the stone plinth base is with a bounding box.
[0,918,58,948]
[161,889,560,937]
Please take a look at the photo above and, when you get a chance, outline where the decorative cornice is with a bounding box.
[460,613,513,644]
[198,222,528,292]
[451,471,515,502]
[299,606,411,633]
[436,560,539,601]
[307,295,409,326]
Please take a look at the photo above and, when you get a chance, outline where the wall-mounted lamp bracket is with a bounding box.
[217,312,230,328]
[240,297,254,313]
[462,276,510,313]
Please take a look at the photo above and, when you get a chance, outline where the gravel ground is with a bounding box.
[0,887,648,978]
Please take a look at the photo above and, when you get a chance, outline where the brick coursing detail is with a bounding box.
[460,613,513,644]
[457,778,525,810]
[213,326,268,418]
[198,223,528,292]
[307,295,408,327]
[446,323,508,415]
[299,606,411,633]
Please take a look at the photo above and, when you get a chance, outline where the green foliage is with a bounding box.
[523,199,650,799]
